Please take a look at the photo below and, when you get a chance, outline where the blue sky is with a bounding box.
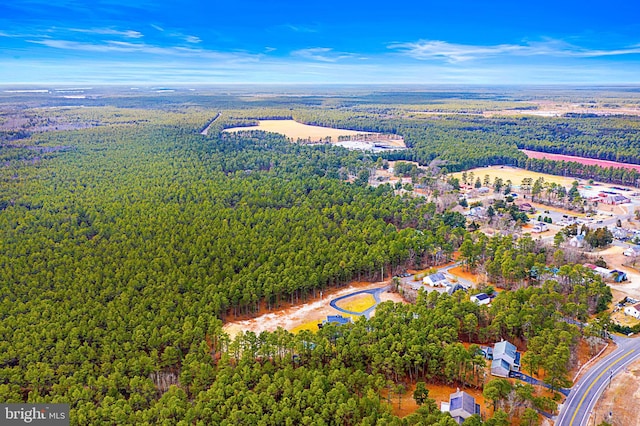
[1,0,640,84]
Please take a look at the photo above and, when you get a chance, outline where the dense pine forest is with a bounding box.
[0,89,630,424]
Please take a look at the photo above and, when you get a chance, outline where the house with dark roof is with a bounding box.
[423,272,450,287]
[321,315,352,326]
[490,340,521,378]
[446,283,467,295]
[441,389,481,424]
[470,292,491,306]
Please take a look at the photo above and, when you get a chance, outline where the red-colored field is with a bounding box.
[521,149,640,172]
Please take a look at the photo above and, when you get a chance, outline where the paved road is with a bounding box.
[556,335,640,426]
[509,371,570,396]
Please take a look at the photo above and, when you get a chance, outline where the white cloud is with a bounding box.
[389,39,640,62]
[282,24,318,33]
[26,39,258,62]
[68,28,143,38]
[291,47,354,62]
[184,35,201,44]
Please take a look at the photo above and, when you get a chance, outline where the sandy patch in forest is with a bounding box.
[223,281,405,339]
[452,166,576,187]
[224,119,405,146]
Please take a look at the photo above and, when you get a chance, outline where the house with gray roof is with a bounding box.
[490,340,521,378]
[441,389,481,424]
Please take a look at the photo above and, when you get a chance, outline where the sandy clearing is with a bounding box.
[223,119,405,147]
[223,281,404,339]
[452,166,577,187]
[224,119,362,140]
[522,150,640,172]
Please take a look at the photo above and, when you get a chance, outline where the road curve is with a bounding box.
[556,335,640,426]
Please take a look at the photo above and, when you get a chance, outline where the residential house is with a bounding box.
[612,227,631,241]
[624,304,640,319]
[490,340,521,378]
[624,245,640,257]
[569,234,585,248]
[518,202,533,212]
[583,263,627,282]
[423,272,451,287]
[441,389,481,424]
[470,293,491,306]
[468,206,484,217]
[321,315,352,326]
[446,283,467,295]
[531,222,548,233]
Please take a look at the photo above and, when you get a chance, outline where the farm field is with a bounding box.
[453,165,577,187]
[224,119,404,146]
[522,149,640,172]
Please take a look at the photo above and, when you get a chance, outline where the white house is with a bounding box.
[624,246,640,257]
[469,207,484,217]
[569,234,585,248]
[423,272,450,287]
[624,303,640,319]
[531,222,548,233]
[470,293,491,306]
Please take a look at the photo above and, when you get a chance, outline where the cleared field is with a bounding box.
[522,149,640,172]
[224,119,405,146]
[453,165,577,187]
[224,119,365,141]
[335,294,376,313]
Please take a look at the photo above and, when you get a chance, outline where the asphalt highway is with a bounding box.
[556,335,640,426]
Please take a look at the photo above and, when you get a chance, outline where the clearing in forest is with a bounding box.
[223,282,404,339]
[224,119,405,146]
[453,165,577,187]
[335,293,376,313]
